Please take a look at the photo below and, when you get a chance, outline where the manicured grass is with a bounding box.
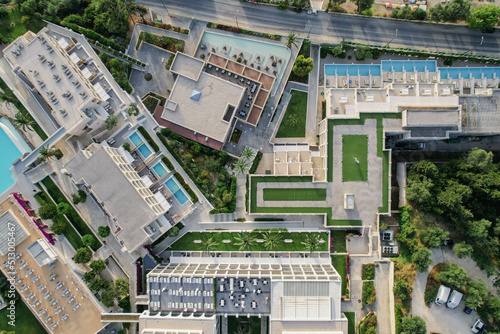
[41,177,101,251]
[34,191,84,250]
[0,9,46,42]
[275,90,308,138]
[331,255,348,296]
[0,296,47,334]
[345,312,355,334]
[263,188,327,201]
[327,220,362,226]
[330,230,347,253]
[169,231,329,252]
[342,135,368,182]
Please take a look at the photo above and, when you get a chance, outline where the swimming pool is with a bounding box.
[165,177,189,205]
[325,64,381,77]
[201,31,291,96]
[137,143,153,160]
[129,132,143,146]
[382,60,437,73]
[439,67,500,80]
[152,162,168,178]
[0,125,22,195]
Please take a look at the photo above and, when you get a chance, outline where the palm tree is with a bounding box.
[234,232,257,251]
[12,112,35,132]
[262,231,283,251]
[38,146,55,163]
[0,92,18,105]
[285,32,298,49]
[233,158,250,175]
[201,235,219,253]
[127,103,139,116]
[287,115,299,127]
[301,234,321,253]
[240,147,254,161]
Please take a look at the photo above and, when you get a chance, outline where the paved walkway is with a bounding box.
[374,261,393,334]
[305,44,320,146]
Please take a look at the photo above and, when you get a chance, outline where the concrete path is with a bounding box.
[374,261,393,334]
[305,44,320,146]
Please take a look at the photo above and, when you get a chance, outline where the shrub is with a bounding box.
[144,73,153,81]
[137,126,160,152]
[362,281,376,306]
[200,53,206,59]
[412,247,432,273]
[122,142,131,152]
[82,234,98,248]
[362,264,375,280]
[161,156,174,171]
[443,58,453,66]
[56,202,71,216]
[89,259,106,272]
[77,189,87,203]
[98,226,111,238]
[73,247,93,264]
[39,203,57,220]
[320,46,329,59]
[249,152,263,174]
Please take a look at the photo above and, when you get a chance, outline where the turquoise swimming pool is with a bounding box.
[137,143,153,159]
[382,60,437,73]
[152,162,168,178]
[439,67,500,80]
[129,132,143,146]
[0,126,21,195]
[325,64,381,77]
[201,31,291,96]
[165,177,189,205]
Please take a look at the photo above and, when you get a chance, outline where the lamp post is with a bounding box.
[159,0,172,17]
[307,20,312,39]
[384,29,398,48]
[236,10,239,29]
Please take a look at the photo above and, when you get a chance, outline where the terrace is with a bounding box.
[215,277,271,315]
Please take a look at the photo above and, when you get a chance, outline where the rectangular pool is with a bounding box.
[152,162,168,178]
[137,143,153,160]
[325,64,381,77]
[165,177,190,205]
[174,190,189,205]
[129,132,143,146]
[381,60,437,73]
[439,66,500,80]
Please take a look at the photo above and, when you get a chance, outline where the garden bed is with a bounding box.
[230,128,242,144]
[331,255,348,297]
[275,90,307,138]
[136,31,185,53]
[206,22,281,41]
[142,92,166,113]
[362,263,375,280]
[362,281,376,307]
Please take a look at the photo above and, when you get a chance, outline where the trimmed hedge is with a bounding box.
[60,21,125,52]
[174,172,199,203]
[137,126,159,152]
[249,152,263,174]
[161,156,174,171]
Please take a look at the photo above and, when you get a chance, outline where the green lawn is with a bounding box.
[0,9,46,42]
[330,230,347,253]
[263,188,326,201]
[41,177,101,251]
[331,255,348,296]
[34,191,85,250]
[0,297,47,334]
[342,135,368,182]
[275,90,308,138]
[169,231,329,252]
[345,312,356,334]
[327,220,363,227]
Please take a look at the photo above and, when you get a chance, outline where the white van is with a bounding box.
[446,290,463,308]
[435,285,451,305]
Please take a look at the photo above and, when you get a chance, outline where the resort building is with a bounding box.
[138,253,347,334]
[2,28,127,137]
[64,144,172,253]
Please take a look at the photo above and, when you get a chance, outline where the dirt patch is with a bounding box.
[424,263,444,306]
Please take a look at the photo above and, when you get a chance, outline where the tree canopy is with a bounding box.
[401,316,426,334]
[467,4,500,32]
[438,263,468,291]
[292,55,314,77]
[73,247,92,264]
[412,247,432,273]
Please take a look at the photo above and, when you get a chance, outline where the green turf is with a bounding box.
[331,255,348,296]
[0,297,47,334]
[345,312,356,334]
[342,135,368,181]
[330,230,347,253]
[275,90,308,138]
[263,188,327,201]
[328,220,362,226]
[41,177,101,251]
[168,231,329,252]
[34,191,85,250]
[0,9,46,42]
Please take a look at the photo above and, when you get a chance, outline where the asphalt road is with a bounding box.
[138,0,500,57]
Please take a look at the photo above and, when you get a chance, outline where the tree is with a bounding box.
[122,142,131,152]
[406,176,434,208]
[285,32,298,49]
[355,46,373,61]
[353,0,375,13]
[287,115,299,127]
[12,112,35,132]
[233,159,250,176]
[56,202,71,216]
[410,160,439,179]
[262,231,283,250]
[101,289,117,308]
[73,247,93,264]
[98,226,111,238]
[114,278,129,297]
[38,146,55,163]
[292,55,314,77]
[301,234,321,253]
[467,4,500,32]
[331,46,343,56]
[105,115,118,130]
[169,226,180,237]
[83,270,97,283]
[485,296,500,319]
[464,147,494,172]
[240,147,254,161]
[467,219,492,242]
[438,263,468,290]
[49,220,67,235]
[419,227,449,248]
[464,279,488,310]
[201,235,219,253]
[401,316,426,334]
[453,241,473,258]
[127,103,139,116]
[412,247,432,272]
[38,203,57,220]
[82,234,97,248]
[89,259,106,272]
[88,276,107,291]
[234,232,257,251]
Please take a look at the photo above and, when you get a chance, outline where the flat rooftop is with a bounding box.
[170,53,205,81]
[64,147,154,252]
[404,109,460,127]
[162,72,245,143]
[0,198,104,334]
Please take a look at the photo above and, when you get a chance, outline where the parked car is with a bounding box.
[471,319,485,333]
[435,285,451,305]
[307,9,318,15]
[447,290,463,308]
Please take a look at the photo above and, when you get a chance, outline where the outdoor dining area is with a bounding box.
[215,277,270,315]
